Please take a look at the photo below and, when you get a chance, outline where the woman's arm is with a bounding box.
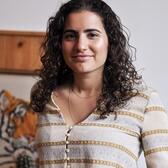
[141,90,168,168]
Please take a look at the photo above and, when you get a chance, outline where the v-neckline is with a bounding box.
[50,92,97,127]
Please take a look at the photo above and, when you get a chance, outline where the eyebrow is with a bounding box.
[63,28,102,34]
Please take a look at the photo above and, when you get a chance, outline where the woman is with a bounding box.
[31,0,168,167]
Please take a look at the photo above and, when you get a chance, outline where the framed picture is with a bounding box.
[0,30,45,75]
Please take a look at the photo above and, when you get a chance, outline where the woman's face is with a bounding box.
[62,10,108,75]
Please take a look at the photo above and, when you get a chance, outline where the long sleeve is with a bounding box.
[141,90,168,168]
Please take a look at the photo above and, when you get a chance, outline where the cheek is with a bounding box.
[95,40,108,54]
[62,43,71,58]
[61,44,73,67]
[96,35,108,47]
[94,39,108,63]
[62,42,67,53]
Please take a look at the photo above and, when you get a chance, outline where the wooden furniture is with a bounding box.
[0,30,45,75]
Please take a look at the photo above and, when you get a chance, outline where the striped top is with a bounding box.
[36,87,168,168]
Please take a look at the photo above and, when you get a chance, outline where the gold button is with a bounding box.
[65,148,70,153]
[66,141,69,144]
[66,133,70,137]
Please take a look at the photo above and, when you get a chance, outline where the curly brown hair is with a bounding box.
[30,0,142,115]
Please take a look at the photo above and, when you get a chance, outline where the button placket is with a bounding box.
[64,126,73,168]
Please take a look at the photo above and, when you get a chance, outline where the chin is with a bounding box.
[70,64,104,75]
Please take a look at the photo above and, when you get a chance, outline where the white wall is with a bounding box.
[0,0,168,102]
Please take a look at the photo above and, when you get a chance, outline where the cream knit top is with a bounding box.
[36,87,168,168]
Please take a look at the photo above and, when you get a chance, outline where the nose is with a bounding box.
[75,35,88,52]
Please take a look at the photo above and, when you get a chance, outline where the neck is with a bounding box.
[72,72,103,97]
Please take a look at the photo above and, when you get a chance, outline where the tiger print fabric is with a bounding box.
[0,90,38,168]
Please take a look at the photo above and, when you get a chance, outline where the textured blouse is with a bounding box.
[36,87,168,168]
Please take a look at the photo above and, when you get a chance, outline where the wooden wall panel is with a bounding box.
[0,30,45,75]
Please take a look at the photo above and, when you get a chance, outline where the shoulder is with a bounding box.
[133,81,161,103]
[42,84,70,113]
[52,84,70,98]
[131,81,167,117]
[136,82,165,109]
[122,82,164,114]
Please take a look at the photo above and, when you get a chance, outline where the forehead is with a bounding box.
[64,10,104,30]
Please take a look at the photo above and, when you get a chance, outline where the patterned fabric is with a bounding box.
[36,87,168,168]
[0,90,38,168]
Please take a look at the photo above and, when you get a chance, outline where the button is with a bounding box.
[66,133,70,137]
[66,141,69,144]
[67,125,73,130]
[65,148,70,153]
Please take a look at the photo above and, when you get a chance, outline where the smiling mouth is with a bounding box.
[72,55,93,62]
[72,55,93,58]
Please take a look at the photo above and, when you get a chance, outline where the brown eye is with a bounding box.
[63,33,76,41]
[87,32,99,39]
